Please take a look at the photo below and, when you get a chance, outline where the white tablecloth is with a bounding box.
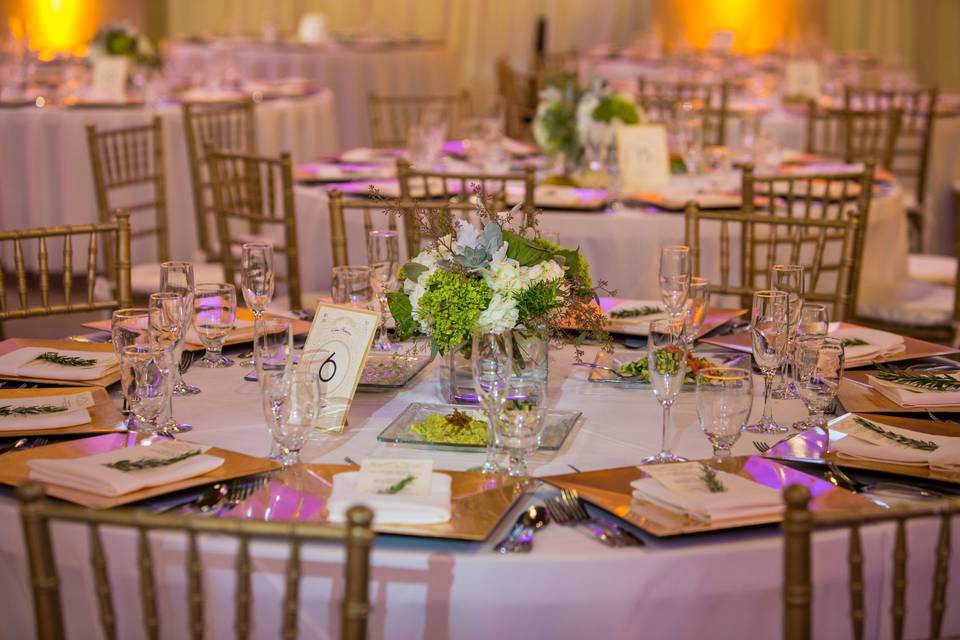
[0,346,957,639]
[0,92,339,271]
[165,40,458,150]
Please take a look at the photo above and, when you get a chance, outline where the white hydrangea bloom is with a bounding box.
[484,259,524,293]
[523,259,565,285]
[477,293,519,333]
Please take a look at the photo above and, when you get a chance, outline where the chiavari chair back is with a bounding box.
[0,213,132,337]
[368,91,472,148]
[496,57,537,142]
[805,100,903,171]
[636,78,730,146]
[206,148,304,312]
[783,484,959,640]
[17,481,374,640]
[182,99,257,261]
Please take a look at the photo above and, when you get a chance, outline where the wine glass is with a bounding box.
[160,261,199,395]
[120,344,171,435]
[254,317,293,381]
[794,337,845,432]
[682,276,709,348]
[659,245,691,319]
[193,283,237,368]
[770,264,804,400]
[472,327,513,475]
[148,291,191,433]
[111,308,149,427]
[332,265,374,308]
[745,290,789,433]
[642,317,688,464]
[697,367,753,463]
[241,243,275,366]
[367,229,400,351]
[260,369,322,467]
[497,380,547,477]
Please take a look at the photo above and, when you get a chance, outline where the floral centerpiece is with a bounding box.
[88,23,161,69]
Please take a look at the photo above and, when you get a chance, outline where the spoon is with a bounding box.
[494,505,550,554]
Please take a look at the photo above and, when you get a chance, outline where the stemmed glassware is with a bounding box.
[746,290,789,433]
[472,327,513,475]
[682,276,709,348]
[331,266,373,308]
[367,229,399,351]
[696,367,753,462]
[659,245,691,318]
[796,303,829,339]
[497,380,547,477]
[241,243,275,367]
[260,369,322,467]
[193,283,237,368]
[770,264,804,400]
[120,344,171,435]
[642,317,688,464]
[794,337,845,432]
[254,318,293,381]
[147,291,190,433]
[160,261,199,395]
[111,308,149,427]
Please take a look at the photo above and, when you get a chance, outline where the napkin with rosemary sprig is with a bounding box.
[866,366,960,408]
[0,391,95,430]
[0,347,118,381]
[831,414,960,471]
[630,461,783,523]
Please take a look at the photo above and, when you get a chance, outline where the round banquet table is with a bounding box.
[0,92,338,271]
[0,346,958,639]
[164,40,458,150]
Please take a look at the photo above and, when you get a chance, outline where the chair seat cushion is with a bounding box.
[907,254,956,287]
[857,279,954,326]
[131,262,226,294]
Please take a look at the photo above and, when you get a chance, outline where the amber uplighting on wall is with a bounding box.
[6,0,102,59]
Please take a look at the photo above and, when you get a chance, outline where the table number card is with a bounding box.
[301,303,380,432]
[617,124,670,192]
[785,59,821,99]
[90,58,130,102]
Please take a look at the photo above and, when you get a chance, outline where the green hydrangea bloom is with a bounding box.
[417,270,493,354]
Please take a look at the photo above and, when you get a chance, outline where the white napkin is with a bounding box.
[828,325,905,367]
[0,347,118,381]
[327,471,452,525]
[606,299,669,323]
[866,374,960,408]
[630,462,784,523]
[28,441,224,497]
[0,392,94,431]
[831,415,960,471]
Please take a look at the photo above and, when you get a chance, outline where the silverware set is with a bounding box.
[148,472,276,515]
[0,436,50,455]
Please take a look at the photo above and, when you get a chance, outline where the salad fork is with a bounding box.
[559,489,643,546]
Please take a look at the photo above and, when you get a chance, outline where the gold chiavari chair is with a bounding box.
[17,481,374,640]
[86,118,224,296]
[367,91,472,148]
[0,212,132,338]
[783,484,960,640]
[183,99,257,262]
[636,78,730,146]
[805,101,903,171]
[685,163,870,320]
[206,148,308,312]
[496,57,537,143]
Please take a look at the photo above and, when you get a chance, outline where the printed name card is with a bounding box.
[357,459,433,497]
[616,124,670,192]
[90,58,130,102]
[785,59,821,99]
[301,303,380,432]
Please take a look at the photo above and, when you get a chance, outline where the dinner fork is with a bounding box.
[218,473,274,513]
[753,441,771,454]
[559,489,643,546]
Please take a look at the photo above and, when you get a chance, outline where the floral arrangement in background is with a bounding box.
[385,196,608,357]
[88,23,161,68]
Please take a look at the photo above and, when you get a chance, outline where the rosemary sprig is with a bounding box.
[699,464,727,493]
[377,475,417,495]
[875,364,960,392]
[0,404,68,417]
[104,449,201,472]
[610,305,663,319]
[842,338,870,347]
[33,351,97,368]
[853,416,939,452]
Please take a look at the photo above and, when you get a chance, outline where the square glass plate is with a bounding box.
[587,349,749,385]
[377,402,583,452]
[358,352,434,389]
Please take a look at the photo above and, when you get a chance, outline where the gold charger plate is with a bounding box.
[838,370,960,414]
[764,413,960,486]
[0,386,124,437]
[225,464,527,541]
[0,338,120,387]
[544,456,875,537]
[0,433,279,509]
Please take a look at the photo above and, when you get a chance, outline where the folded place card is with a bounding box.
[0,347,118,381]
[831,414,960,471]
[356,458,433,497]
[0,391,94,431]
[617,124,670,193]
[327,469,452,525]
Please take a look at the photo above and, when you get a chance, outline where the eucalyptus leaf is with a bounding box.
[401,262,428,283]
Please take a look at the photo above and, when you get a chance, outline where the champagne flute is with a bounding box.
[111,308,149,427]
[368,230,400,352]
[697,367,753,463]
[148,291,191,433]
[332,265,374,308]
[241,243,275,367]
[497,380,547,477]
[254,317,293,381]
[642,317,688,464]
[770,264,804,400]
[682,276,709,348]
[160,261,199,395]
[260,369,322,467]
[472,327,513,474]
[193,283,237,368]
[745,290,789,433]
[794,337,845,432]
[659,245,691,319]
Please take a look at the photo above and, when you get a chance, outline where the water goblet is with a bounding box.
[659,245,691,319]
[260,369,323,467]
[367,229,400,352]
[160,261,199,395]
[794,337,845,432]
[120,344,172,435]
[696,367,753,462]
[193,283,237,368]
[796,303,829,339]
[331,265,373,308]
[642,317,689,464]
[770,264,805,400]
[745,290,789,433]
[472,327,513,475]
[241,243,275,366]
[682,276,709,348]
[149,291,192,433]
[111,308,149,426]
[497,380,547,477]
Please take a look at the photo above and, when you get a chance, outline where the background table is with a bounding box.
[165,39,458,150]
